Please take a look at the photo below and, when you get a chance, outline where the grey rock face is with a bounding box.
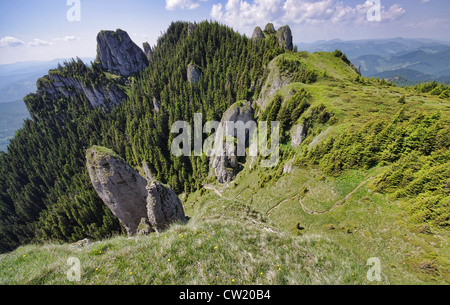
[143,42,153,62]
[187,63,200,85]
[252,26,263,43]
[291,124,306,147]
[210,101,255,183]
[96,29,149,76]
[86,146,148,236]
[187,23,198,36]
[146,181,186,232]
[86,146,187,235]
[283,158,294,174]
[36,72,126,111]
[153,97,161,113]
[264,23,276,34]
[276,25,293,51]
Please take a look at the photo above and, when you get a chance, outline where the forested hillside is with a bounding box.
[0,21,286,252]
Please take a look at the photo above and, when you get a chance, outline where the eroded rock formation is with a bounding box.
[96,29,149,76]
[187,63,200,85]
[147,181,186,232]
[210,101,255,183]
[86,146,187,236]
[252,26,263,43]
[86,146,148,236]
[276,25,293,51]
[252,23,294,51]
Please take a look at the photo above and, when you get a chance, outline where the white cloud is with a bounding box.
[53,36,80,42]
[63,35,79,42]
[165,0,209,10]
[210,0,406,29]
[283,0,335,25]
[28,38,52,47]
[211,0,284,28]
[211,3,224,19]
[0,36,25,47]
[381,4,406,21]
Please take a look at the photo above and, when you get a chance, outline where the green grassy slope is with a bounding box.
[1,51,448,285]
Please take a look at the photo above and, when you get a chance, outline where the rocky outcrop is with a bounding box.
[153,97,161,113]
[29,28,150,115]
[283,158,295,174]
[86,146,187,235]
[253,24,293,51]
[147,181,186,232]
[276,25,293,51]
[96,29,149,76]
[255,57,292,112]
[36,72,126,111]
[86,146,148,236]
[143,42,153,62]
[252,26,263,43]
[210,101,255,183]
[187,63,200,85]
[291,124,306,147]
[264,23,276,34]
[187,23,198,36]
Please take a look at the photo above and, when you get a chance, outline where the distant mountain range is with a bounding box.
[0,58,92,151]
[297,38,450,85]
[0,57,93,104]
[0,100,29,152]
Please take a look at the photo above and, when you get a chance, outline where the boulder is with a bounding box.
[283,158,294,174]
[71,238,91,248]
[153,97,161,113]
[187,63,200,85]
[146,181,187,232]
[86,146,187,235]
[86,146,148,236]
[96,29,149,76]
[291,124,306,147]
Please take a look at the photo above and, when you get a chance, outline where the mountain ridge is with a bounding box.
[0,22,448,285]
[297,38,450,85]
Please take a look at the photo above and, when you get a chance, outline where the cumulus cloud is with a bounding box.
[53,36,80,43]
[28,38,52,47]
[165,0,209,10]
[63,35,79,42]
[210,0,405,28]
[211,0,284,27]
[0,36,25,47]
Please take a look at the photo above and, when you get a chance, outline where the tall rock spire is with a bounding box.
[96,29,149,76]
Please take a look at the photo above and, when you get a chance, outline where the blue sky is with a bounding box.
[0,0,449,64]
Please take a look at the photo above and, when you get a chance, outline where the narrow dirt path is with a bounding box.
[203,184,224,198]
[267,195,300,216]
[299,177,374,215]
[204,176,373,217]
